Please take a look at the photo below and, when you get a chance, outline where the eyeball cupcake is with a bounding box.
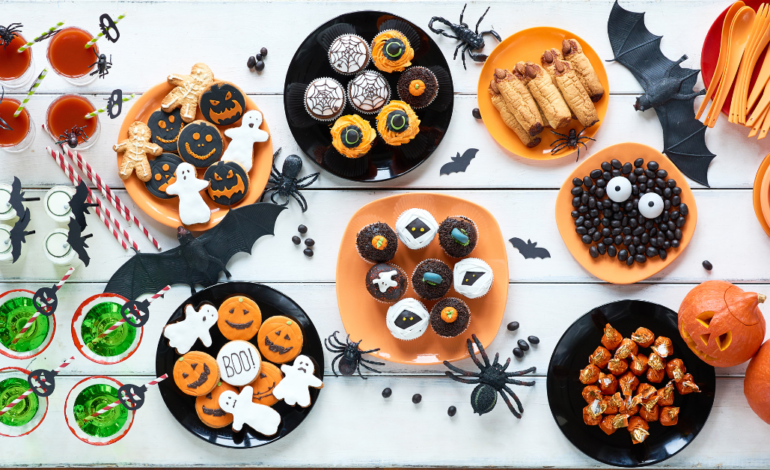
[375,101,420,146]
[371,30,414,73]
[366,263,408,303]
[430,297,471,339]
[394,208,438,250]
[453,258,493,299]
[387,298,430,341]
[328,34,370,76]
[356,222,398,263]
[330,115,377,159]
[411,259,452,300]
[438,216,478,258]
[347,71,390,115]
[397,66,439,109]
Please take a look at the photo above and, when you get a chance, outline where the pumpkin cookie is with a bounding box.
[257,316,303,364]
[204,161,250,207]
[174,351,220,397]
[196,380,237,428]
[162,63,215,123]
[177,120,224,168]
[199,81,246,126]
[242,362,283,407]
[145,153,182,199]
[217,295,261,341]
[147,107,184,153]
[114,121,163,182]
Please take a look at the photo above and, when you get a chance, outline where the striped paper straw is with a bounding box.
[83,374,168,421]
[0,356,76,417]
[11,267,76,344]
[17,22,65,52]
[13,69,47,118]
[85,13,126,48]
[47,146,130,251]
[89,286,170,344]
[85,94,135,119]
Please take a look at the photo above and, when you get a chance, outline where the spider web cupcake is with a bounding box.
[347,71,391,115]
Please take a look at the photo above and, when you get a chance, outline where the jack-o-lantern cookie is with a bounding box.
[147,108,185,153]
[217,340,262,387]
[200,81,246,126]
[177,120,224,168]
[242,362,283,407]
[196,380,237,428]
[204,161,250,206]
[146,153,183,199]
[257,315,304,364]
[217,295,261,340]
[174,351,220,397]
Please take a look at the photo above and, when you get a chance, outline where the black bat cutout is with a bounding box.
[33,286,59,316]
[117,383,146,411]
[607,1,715,187]
[10,208,34,263]
[120,298,151,328]
[440,148,478,175]
[9,177,39,218]
[66,217,93,266]
[104,203,286,299]
[27,368,59,398]
[509,237,551,259]
[68,181,97,230]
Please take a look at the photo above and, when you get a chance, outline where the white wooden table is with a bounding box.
[1,0,769,467]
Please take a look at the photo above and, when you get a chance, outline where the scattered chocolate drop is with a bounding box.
[528,335,540,345]
[256,53,263,61]
[412,393,422,404]
[247,56,256,69]
[260,47,268,58]
[382,387,392,398]
[517,339,530,351]
[472,108,481,119]
[305,238,315,247]
[303,248,313,257]
[507,321,519,331]
[255,60,265,72]
[702,260,713,271]
[292,236,301,245]
[298,224,308,234]
[513,347,523,358]
[448,406,457,417]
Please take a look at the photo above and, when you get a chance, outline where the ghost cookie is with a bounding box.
[242,362,283,407]
[147,108,184,153]
[173,351,220,397]
[217,295,262,341]
[204,161,250,206]
[163,303,219,354]
[218,386,282,435]
[196,380,237,428]
[221,110,269,173]
[217,340,262,387]
[200,81,246,126]
[177,120,224,168]
[162,63,215,123]
[114,121,163,182]
[257,315,304,364]
[165,162,211,226]
[273,355,324,408]
[146,153,183,199]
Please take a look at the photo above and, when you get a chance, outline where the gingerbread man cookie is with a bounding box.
[273,355,324,408]
[162,63,215,123]
[219,386,282,435]
[114,121,163,182]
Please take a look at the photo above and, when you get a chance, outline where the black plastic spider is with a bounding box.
[429,4,501,70]
[0,87,12,131]
[549,127,596,162]
[325,331,384,379]
[260,148,319,213]
[444,334,536,418]
[55,125,89,150]
[0,23,22,49]
[89,48,112,79]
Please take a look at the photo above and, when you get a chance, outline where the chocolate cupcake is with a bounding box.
[387,298,430,341]
[412,259,452,300]
[438,216,478,258]
[430,297,471,338]
[304,77,346,122]
[328,34,370,76]
[397,66,438,109]
[366,263,408,303]
[453,258,493,299]
[356,222,398,263]
[347,70,390,115]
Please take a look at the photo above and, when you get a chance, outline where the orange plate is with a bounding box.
[759,154,770,233]
[753,151,770,237]
[336,193,509,364]
[477,27,609,160]
[555,143,697,284]
[118,80,273,231]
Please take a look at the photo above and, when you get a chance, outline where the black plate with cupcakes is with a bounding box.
[284,11,454,182]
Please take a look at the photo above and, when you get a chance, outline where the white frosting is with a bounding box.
[305,78,345,120]
[0,185,13,221]
[328,35,369,74]
[219,386,281,435]
[372,269,398,292]
[165,162,211,226]
[395,209,438,249]
[607,177,632,203]
[222,110,269,173]
[217,340,261,386]
[639,192,664,219]
[348,71,389,113]
[386,298,429,340]
[44,229,76,265]
[43,186,76,223]
[272,355,323,407]
[0,224,12,263]
[163,304,218,354]
[453,258,493,299]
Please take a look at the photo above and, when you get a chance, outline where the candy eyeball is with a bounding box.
[607,177,632,203]
[639,192,664,219]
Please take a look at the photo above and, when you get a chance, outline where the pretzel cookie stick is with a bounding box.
[520,61,572,129]
[562,39,605,102]
[493,68,543,136]
[542,50,599,128]
[489,80,541,148]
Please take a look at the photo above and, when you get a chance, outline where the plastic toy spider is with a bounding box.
[89,48,112,79]
[0,23,22,49]
[54,125,89,150]
[260,148,319,213]
[444,334,536,418]
[429,4,501,70]
[0,87,12,131]
[549,127,596,162]
[325,331,384,379]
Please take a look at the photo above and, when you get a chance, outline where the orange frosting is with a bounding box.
[372,30,414,73]
[330,114,376,159]
[372,235,388,250]
[409,80,426,96]
[441,307,458,323]
[375,101,420,146]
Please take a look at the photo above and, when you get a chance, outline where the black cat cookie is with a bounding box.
[177,120,224,168]
[146,153,183,199]
[147,108,184,153]
[199,82,246,126]
[203,161,250,206]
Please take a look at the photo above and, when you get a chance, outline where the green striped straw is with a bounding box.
[85,13,126,48]
[85,93,135,119]
[13,68,47,118]
[17,21,65,52]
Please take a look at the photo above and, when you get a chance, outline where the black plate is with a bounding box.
[156,282,324,448]
[546,300,716,467]
[283,10,454,182]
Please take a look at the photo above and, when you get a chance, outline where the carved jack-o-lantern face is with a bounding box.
[173,351,220,396]
[200,82,246,126]
[203,161,249,206]
[147,108,185,152]
[257,315,304,364]
[177,120,224,168]
[146,153,183,199]
[216,295,262,341]
[195,380,237,428]
[679,280,767,367]
[242,362,283,407]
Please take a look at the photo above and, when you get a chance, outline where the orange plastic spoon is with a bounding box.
[740,5,770,123]
[730,4,761,122]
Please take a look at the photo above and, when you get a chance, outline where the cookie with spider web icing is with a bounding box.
[347,70,391,115]
[328,34,370,75]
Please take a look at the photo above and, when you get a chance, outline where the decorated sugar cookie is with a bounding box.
[257,315,303,364]
[162,63,215,123]
[146,153,182,199]
[196,380,237,428]
[216,340,262,387]
[221,110,269,172]
[177,120,224,168]
[147,107,184,153]
[163,303,218,354]
[243,362,283,407]
[114,121,163,182]
[219,386,282,435]
[173,351,220,397]
[217,295,262,341]
[204,161,250,207]
[165,163,211,226]
[273,355,324,408]
[200,82,246,126]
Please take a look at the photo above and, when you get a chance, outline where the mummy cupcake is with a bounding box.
[394,208,438,250]
[386,298,430,341]
[328,34,370,75]
[453,258,493,299]
[304,78,345,122]
[366,263,408,303]
[430,297,471,339]
[412,259,452,300]
[347,71,390,115]
[371,30,414,73]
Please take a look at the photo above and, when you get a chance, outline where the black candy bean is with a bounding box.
[412,394,422,404]
[298,224,308,233]
[611,159,622,169]
[703,260,713,271]
[472,108,482,119]
[507,321,520,331]
[634,158,644,168]
[303,248,314,257]
[573,177,583,186]
[513,348,524,358]
[590,169,602,179]
[517,339,530,351]
[528,335,540,344]
[382,388,392,398]
[448,406,457,417]
[292,236,301,245]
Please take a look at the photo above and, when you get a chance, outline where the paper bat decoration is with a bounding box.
[67,217,93,266]
[509,237,551,259]
[10,208,34,263]
[607,1,715,187]
[9,177,39,218]
[104,203,286,299]
[440,148,478,176]
[68,181,97,230]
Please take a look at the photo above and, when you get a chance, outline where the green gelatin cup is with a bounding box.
[73,383,128,438]
[0,377,39,427]
[0,294,51,356]
[81,301,136,358]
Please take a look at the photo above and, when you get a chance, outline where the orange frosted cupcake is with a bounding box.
[375,101,420,146]
[330,114,376,159]
[371,30,414,73]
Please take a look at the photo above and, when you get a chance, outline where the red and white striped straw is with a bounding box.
[64,147,161,251]
[0,356,75,417]
[90,286,170,343]
[47,146,132,251]
[84,374,168,421]
[11,267,76,344]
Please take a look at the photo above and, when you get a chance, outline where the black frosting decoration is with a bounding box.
[384,37,406,61]
[341,125,363,148]
[395,310,422,329]
[386,110,409,133]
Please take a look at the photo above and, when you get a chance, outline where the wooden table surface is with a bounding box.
[1,0,769,467]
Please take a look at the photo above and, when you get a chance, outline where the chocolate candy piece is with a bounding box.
[412,393,422,404]
[292,236,301,245]
[507,321,519,331]
[472,108,481,119]
[255,60,265,71]
[247,56,256,69]
[517,339,530,351]
[513,347,523,358]
[447,405,457,417]
[305,238,315,247]
[303,248,313,257]
[298,224,308,233]
[702,260,713,270]
[260,47,268,58]
[382,387,392,398]
[528,335,540,344]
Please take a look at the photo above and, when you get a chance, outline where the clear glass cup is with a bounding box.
[0,99,35,153]
[72,293,143,365]
[45,94,100,150]
[0,289,56,360]
[0,34,37,90]
[0,367,49,437]
[65,376,134,445]
[46,27,100,87]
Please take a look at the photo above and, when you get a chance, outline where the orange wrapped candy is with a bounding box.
[602,395,619,414]
[607,357,629,376]
[619,371,639,397]
[676,373,701,395]
[652,336,673,358]
[628,416,650,444]
[647,352,666,383]
[599,415,617,435]
[666,358,686,381]
[608,392,624,411]
[657,381,675,406]
[598,372,618,395]
[580,364,601,384]
[629,353,649,376]
[583,400,604,425]
[631,327,655,347]
[589,346,611,368]
[647,367,666,383]
[619,395,640,416]
[636,383,657,402]
[582,385,602,403]
[660,406,680,426]
[615,338,638,360]
[602,323,623,350]
[612,413,630,429]
[639,404,659,422]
